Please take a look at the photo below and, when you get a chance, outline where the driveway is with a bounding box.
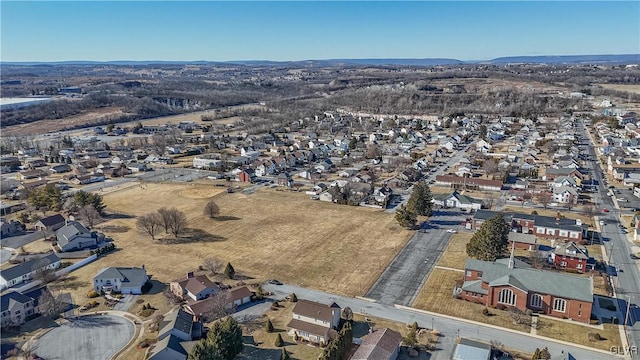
[0,248,13,265]
[34,315,134,360]
[113,294,138,312]
[366,209,466,306]
[0,231,42,249]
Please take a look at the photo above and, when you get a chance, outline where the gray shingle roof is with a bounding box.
[93,267,147,289]
[55,221,91,247]
[460,280,488,295]
[351,328,402,360]
[465,258,593,302]
[0,291,32,312]
[1,253,60,282]
[474,210,584,232]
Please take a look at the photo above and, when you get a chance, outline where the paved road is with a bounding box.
[365,209,466,306]
[581,119,640,352]
[264,283,618,360]
[0,231,43,249]
[34,315,134,360]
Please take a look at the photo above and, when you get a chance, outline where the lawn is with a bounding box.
[54,183,413,307]
[536,319,622,351]
[411,268,531,333]
[434,232,473,270]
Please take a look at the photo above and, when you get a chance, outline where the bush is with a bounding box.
[588,332,602,341]
[86,290,99,298]
[496,304,507,311]
[115,294,123,299]
[274,333,284,347]
[482,308,490,316]
[289,293,298,302]
[265,318,274,333]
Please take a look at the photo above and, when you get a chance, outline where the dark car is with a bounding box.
[631,254,639,260]
[267,279,283,285]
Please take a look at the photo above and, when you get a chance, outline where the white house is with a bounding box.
[553,186,578,204]
[56,221,101,252]
[93,266,149,294]
[432,190,483,211]
[192,155,220,169]
[0,254,61,290]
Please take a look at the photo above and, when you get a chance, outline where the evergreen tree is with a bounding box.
[265,318,274,333]
[274,333,284,347]
[289,293,298,302]
[394,204,417,229]
[204,316,243,360]
[539,347,551,360]
[224,262,235,279]
[281,348,290,360]
[532,348,541,360]
[466,212,510,261]
[406,182,433,216]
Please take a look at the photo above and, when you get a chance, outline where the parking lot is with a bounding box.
[34,315,134,360]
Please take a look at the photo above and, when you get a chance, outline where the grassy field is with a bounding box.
[411,268,531,333]
[597,84,640,95]
[536,319,621,351]
[54,183,412,307]
[434,232,473,270]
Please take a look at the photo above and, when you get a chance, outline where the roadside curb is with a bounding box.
[394,304,624,358]
[354,296,377,303]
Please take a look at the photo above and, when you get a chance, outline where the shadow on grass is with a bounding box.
[215,215,241,221]
[97,224,131,233]
[102,213,134,220]
[143,279,166,295]
[160,229,226,244]
[49,275,88,292]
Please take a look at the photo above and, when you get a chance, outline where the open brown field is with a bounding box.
[411,268,531,333]
[536,318,621,351]
[434,232,473,270]
[2,107,126,136]
[57,183,412,306]
[597,84,640,95]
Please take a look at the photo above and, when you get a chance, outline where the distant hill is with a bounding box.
[1,54,638,67]
[486,54,640,65]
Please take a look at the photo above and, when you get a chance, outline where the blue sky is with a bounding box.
[1,1,638,62]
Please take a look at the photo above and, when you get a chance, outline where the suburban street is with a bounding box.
[580,119,640,353]
[366,209,465,306]
[264,283,619,360]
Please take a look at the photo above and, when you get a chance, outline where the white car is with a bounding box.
[446,229,457,233]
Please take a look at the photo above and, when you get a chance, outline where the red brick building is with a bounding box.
[457,258,593,323]
[551,241,594,273]
[236,169,257,183]
[471,210,586,243]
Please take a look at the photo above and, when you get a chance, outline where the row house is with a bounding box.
[471,210,586,243]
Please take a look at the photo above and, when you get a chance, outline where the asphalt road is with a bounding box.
[580,120,640,352]
[366,209,466,306]
[0,231,44,249]
[264,283,617,360]
[34,315,134,360]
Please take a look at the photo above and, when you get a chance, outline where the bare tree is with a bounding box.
[166,208,187,238]
[32,258,57,284]
[38,289,67,318]
[583,205,597,222]
[482,159,498,177]
[203,200,220,219]
[203,257,223,274]
[136,212,163,241]
[163,287,184,306]
[365,143,382,159]
[484,193,497,209]
[565,194,576,211]
[77,205,101,228]
[157,207,172,234]
[200,290,233,322]
[536,192,552,209]
[521,193,532,207]
[530,249,547,269]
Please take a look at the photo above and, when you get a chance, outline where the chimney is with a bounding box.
[187,271,194,279]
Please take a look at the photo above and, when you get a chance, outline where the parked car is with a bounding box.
[446,229,457,233]
[602,208,609,213]
[631,254,639,260]
[267,279,283,285]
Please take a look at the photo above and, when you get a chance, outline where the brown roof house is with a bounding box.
[184,286,252,322]
[170,273,221,302]
[287,299,341,346]
[351,328,402,360]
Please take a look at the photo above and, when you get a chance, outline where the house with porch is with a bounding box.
[93,266,149,294]
[432,190,483,211]
[457,258,593,323]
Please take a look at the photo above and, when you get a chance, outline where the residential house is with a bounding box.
[71,174,105,185]
[544,167,583,183]
[0,218,23,237]
[34,214,66,232]
[236,169,257,183]
[0,286,50,326]
[275,173,293,187]
[457,258,593,323]
[452,338,492,360]
[287,299,341,346]
[192,155,221,169]
[0,253,61,290]
[553,186,579,205]
[170,273,220,303]
[351,328,402,360]
[551,242,594,273]
[17,169,47,181]
[49,164,72,174]
[184,286,252,321]
[432,190,483,211]
[93,266,149,294]
[56,221,102,252]
[148,308,202,360]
